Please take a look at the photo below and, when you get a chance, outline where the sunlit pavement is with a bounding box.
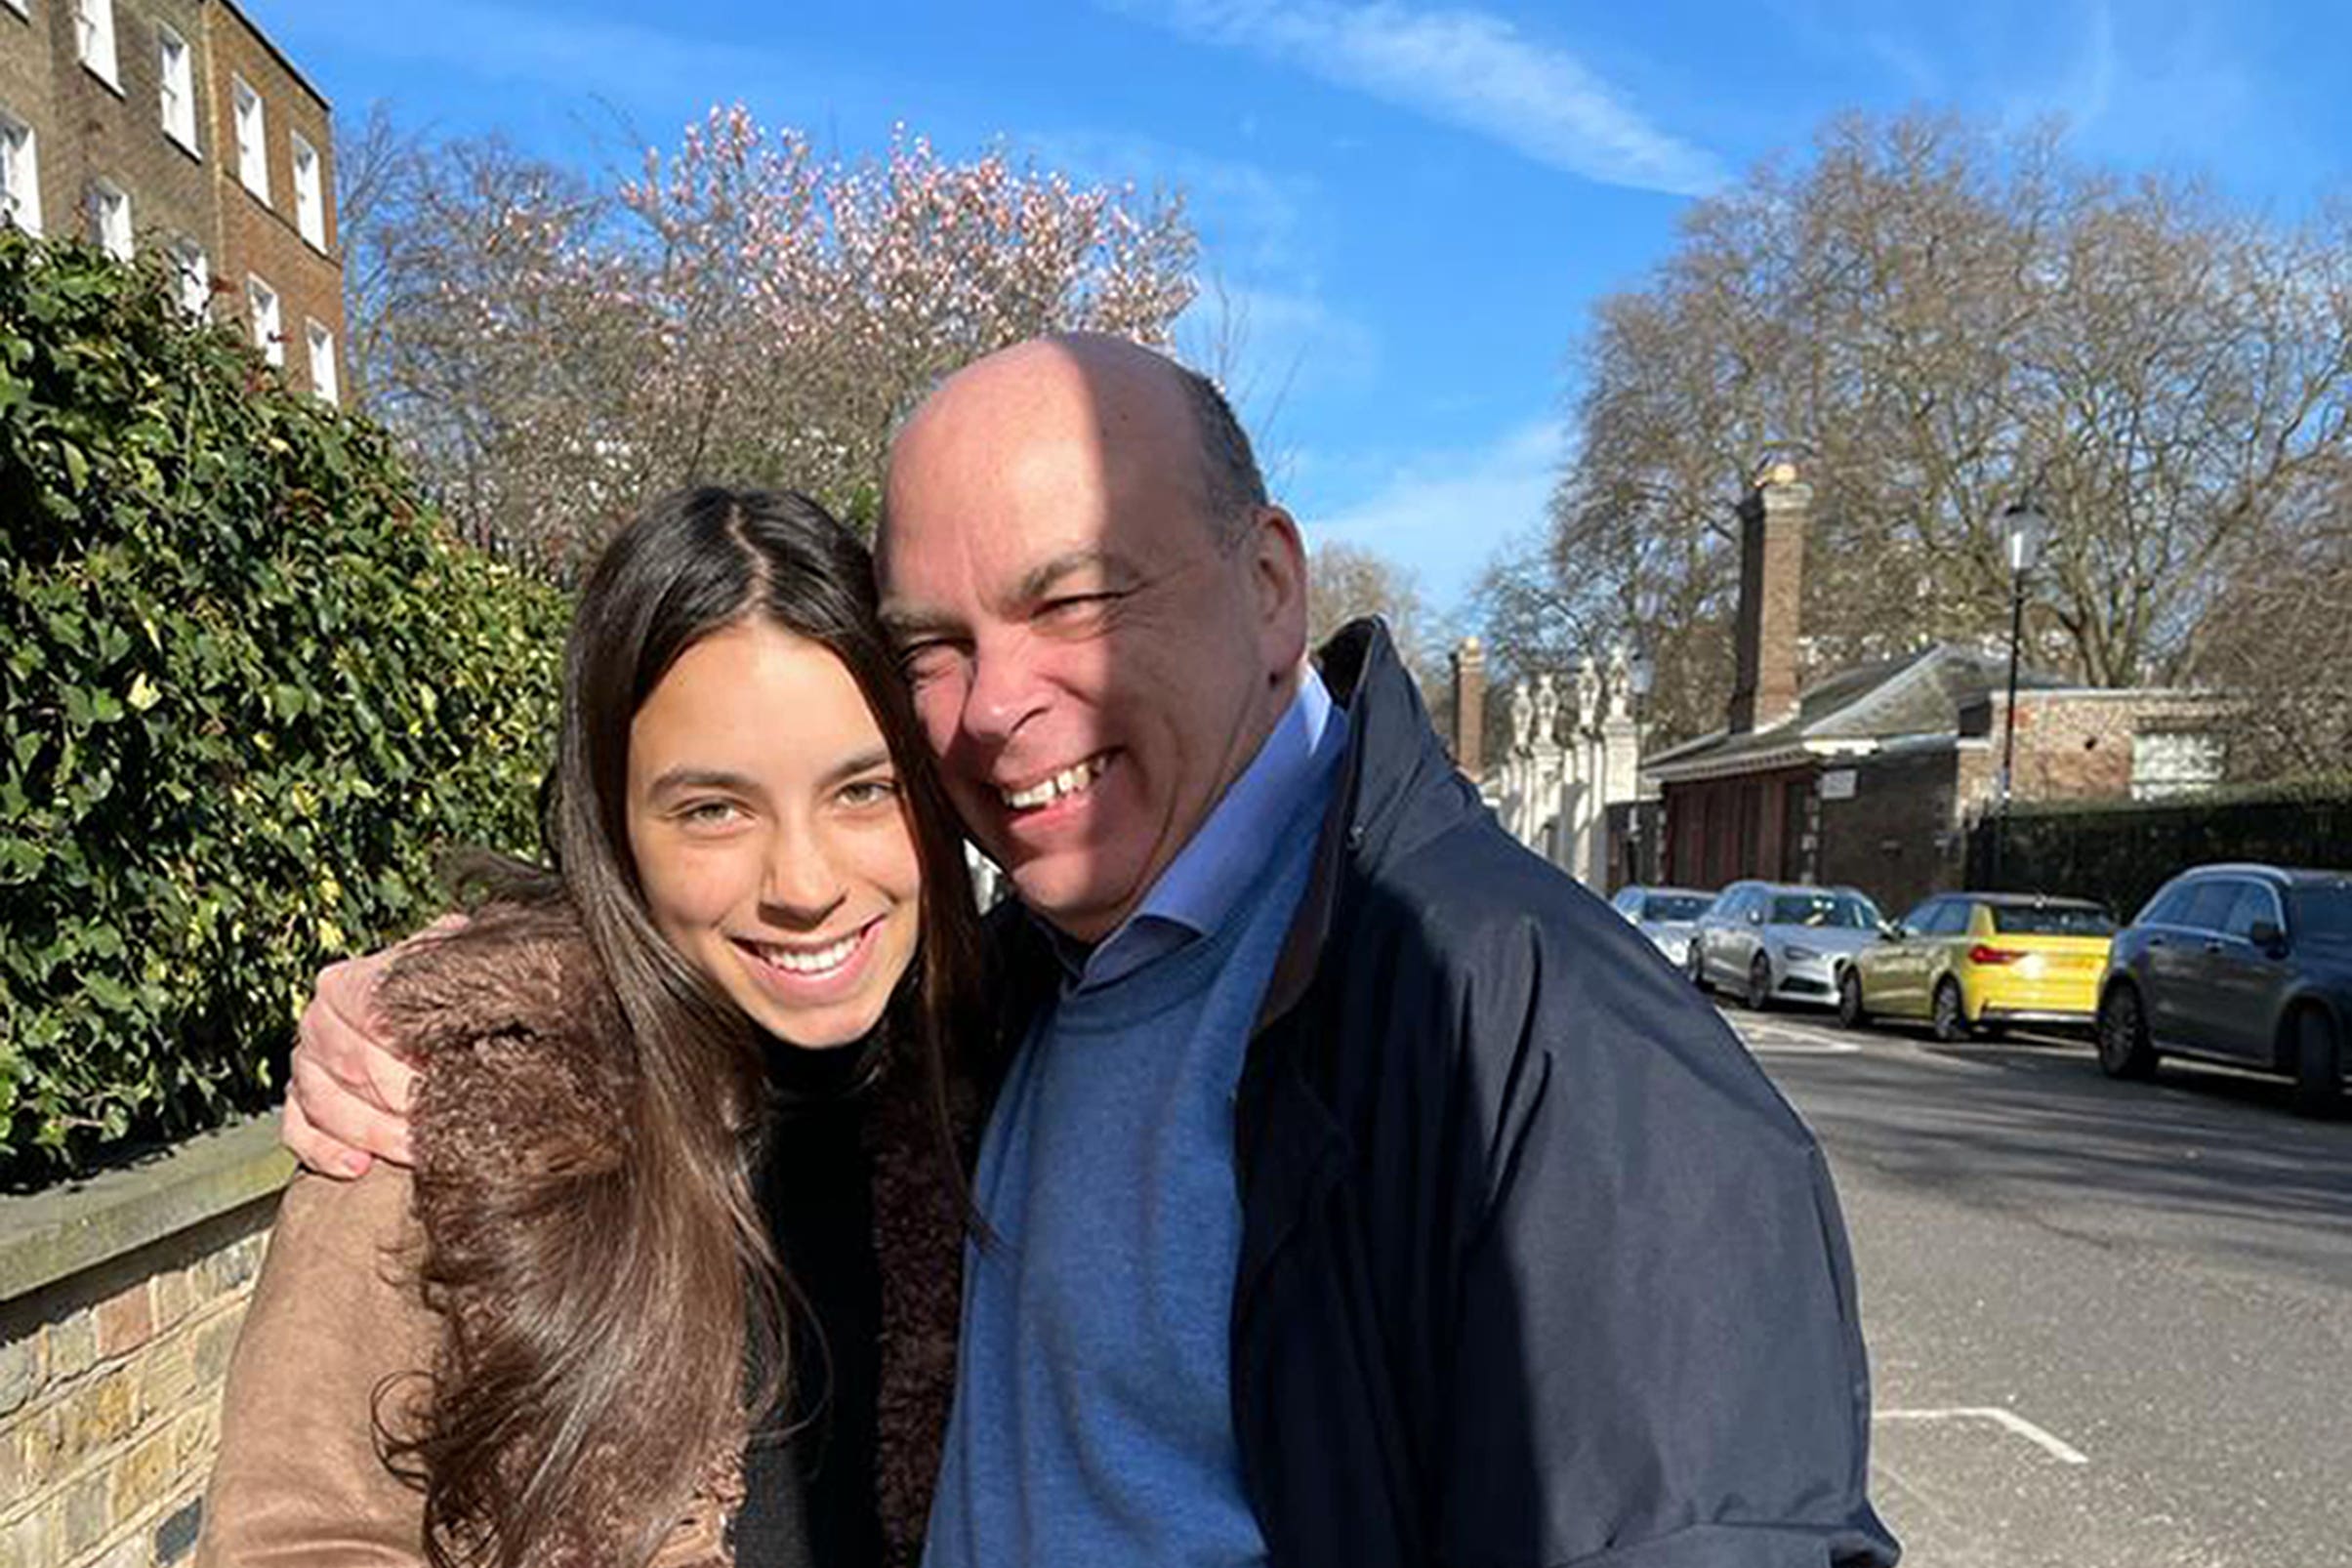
[1716,1004,2352,1568]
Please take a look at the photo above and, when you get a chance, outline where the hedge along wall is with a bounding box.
[0,229,567,1184]
[1966,782,2352,918]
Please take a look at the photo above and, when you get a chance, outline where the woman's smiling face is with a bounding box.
[625,618,922,1050]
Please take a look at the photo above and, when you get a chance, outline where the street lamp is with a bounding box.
[1629,649,1655,701]
[1992,498,2045,889]
[1626,648,1656,882]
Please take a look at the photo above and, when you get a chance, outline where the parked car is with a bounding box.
[1838,892,2115,1042]
[1609,885,1717,967]
[2097,863,2352,1116]
[1687,881,1884,1011]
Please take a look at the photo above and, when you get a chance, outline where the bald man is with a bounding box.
[290,336,1897,1568]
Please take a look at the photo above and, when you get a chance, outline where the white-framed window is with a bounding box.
[306,319,338,404]
[2130,731,2225,802]
[231,76,268,202]
[170,236,209,317]
[246,274,282,367]
[291,132,325,249]
[157,23,198,152]
[2,0,29,21]
[87,178,131,261]
[0,112,38,237]
[76,0,121,89]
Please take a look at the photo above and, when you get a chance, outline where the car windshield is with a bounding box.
[1991,905,2116,936]
[2290,883,2352,940]
[1769,892,1878,928]
[1643,893,1712,923]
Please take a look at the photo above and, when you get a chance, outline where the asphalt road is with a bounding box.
[1722,1002,2352,1568]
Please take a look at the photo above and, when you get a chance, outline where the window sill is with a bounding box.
[166,129,203,163]
[79,59,125,98]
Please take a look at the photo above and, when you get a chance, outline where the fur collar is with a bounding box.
[378,900,964,1568]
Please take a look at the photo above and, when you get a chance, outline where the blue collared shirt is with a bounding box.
[1051,668,1346,992]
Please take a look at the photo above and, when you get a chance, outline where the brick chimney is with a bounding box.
[1449,636,1486,781]
[1726,463,1809,734]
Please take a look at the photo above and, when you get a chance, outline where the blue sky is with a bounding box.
[243,0,2349,627]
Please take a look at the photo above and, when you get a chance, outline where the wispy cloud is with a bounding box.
[2028,0,2120,134]
[1303,417,1563,613]
[1110,0,1726,197]
[284,1,844,126]
[1998,1,2282,182]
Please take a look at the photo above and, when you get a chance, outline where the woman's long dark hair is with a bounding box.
[388,487,981,1568]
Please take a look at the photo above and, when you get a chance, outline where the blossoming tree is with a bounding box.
[345,104,1198,574]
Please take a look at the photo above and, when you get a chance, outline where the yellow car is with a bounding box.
[1837,892,2116,1042]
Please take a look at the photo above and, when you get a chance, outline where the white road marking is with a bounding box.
[1720,1014,1863,1054]
[1877,1406,2091,1465]
[1744,1033,1862,1054]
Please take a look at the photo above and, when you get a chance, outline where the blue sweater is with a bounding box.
[923,785,1328,1568]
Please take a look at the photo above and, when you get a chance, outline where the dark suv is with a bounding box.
[2097,863,2352,1116]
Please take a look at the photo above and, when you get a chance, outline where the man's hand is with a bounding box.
[280,916,462,1176]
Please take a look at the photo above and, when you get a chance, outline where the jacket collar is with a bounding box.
[1252,617,1480,1033]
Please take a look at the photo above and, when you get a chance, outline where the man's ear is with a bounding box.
[1246,505,1309,678]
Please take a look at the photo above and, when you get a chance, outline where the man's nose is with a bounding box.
[960,634,1050,744]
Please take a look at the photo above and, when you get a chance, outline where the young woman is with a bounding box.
[198,488,982,1568]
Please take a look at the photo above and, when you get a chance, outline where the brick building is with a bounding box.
[202,0,339,400]
[0,0,341,398]
[1644,467,2231,913]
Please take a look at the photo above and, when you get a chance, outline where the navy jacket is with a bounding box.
[986,621,1899,1568]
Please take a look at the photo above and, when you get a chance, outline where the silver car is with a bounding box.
[1688,881,1885,1011]
[1610,885,1717,969]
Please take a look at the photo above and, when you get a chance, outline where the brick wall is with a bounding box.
[1971,690,2233,805]
[0,0,342,397]
[203,0,341,398]
[0,0,214,259]
[1815,744,1969,914]
[0,1123,289,1568]
[0,5,62,229]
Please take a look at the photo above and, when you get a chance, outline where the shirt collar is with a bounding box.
[1044,666,1346,989]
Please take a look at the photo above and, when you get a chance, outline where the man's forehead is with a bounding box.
[884,438,1155,575]
[877,504,1149,626]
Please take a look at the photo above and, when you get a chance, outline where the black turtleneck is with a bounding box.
[735,1041,885,1568]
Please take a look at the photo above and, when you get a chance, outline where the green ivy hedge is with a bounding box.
[0,231,566,1184]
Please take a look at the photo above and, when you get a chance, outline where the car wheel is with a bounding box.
[1836,968,1868,1030]
[2290,1007,2344,1120]
[1930,978,1970,1044]
[1686,941,1707,992]
[2097,984,2159,1080]
[1745,954,1773,1011]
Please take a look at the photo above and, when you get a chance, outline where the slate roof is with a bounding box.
[1645,643,2070,781]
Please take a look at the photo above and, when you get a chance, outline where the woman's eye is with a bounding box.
[839,777,901,809]
[679,800,744,828]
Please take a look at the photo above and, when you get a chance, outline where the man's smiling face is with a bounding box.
[877,337,1305,944]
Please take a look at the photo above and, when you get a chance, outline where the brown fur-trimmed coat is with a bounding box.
[197,915,967,1568]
